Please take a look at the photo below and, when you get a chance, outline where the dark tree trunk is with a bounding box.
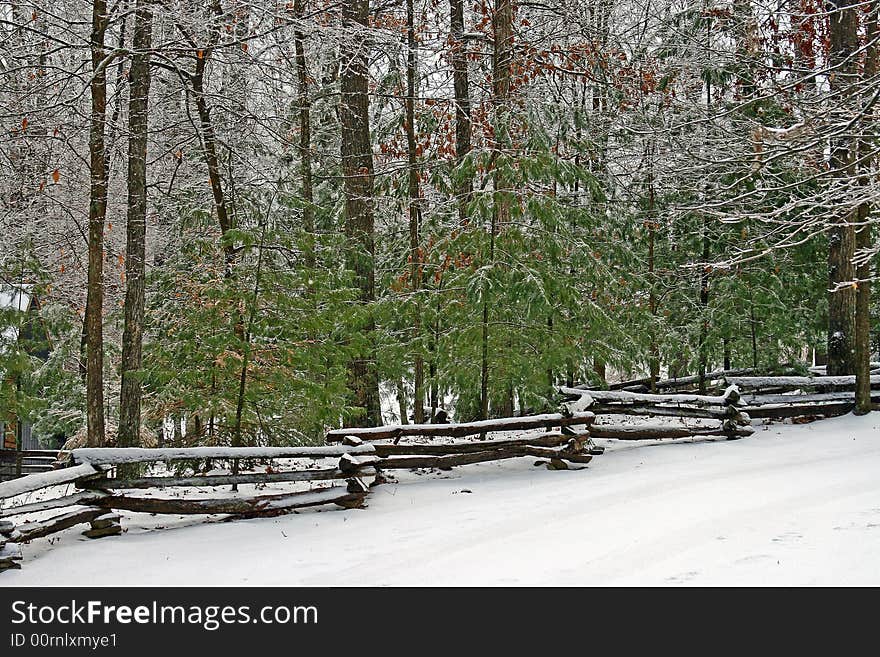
[406,0,425,423]
[294,0,315,271]
[449,0,472,221]
[119,0,153,459]
[341,0,380,426]
[448,0,471,420]
[85,0,109,447]
[646,151,659,392]
[480,0,514,420]
[697,222,710,393]
[826,0,859,375]
[491,0,513,228]
[855,0,878,414]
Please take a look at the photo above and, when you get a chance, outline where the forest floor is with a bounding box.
[3,413,880,586]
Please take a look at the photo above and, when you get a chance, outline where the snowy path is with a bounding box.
[3,414,879,586]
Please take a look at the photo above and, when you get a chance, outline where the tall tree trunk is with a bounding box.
[294,0,315,271]
[119,0,153,459]
[436,0,472,421]
[646,146,659,392]
[85,0,109,447]
[698,219,710,393]
[491,0,513,228]
[449,0,472,220]
[826,0,859,375]
[697,12,713,394]
[854,0,878,413]
[480,0,514,420]
[406,0,425,423]
[340,0,380,426]
[184,11,242,465]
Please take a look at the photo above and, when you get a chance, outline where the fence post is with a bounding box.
[721,385,749,440]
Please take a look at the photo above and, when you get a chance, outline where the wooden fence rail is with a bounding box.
[558,384,753,441]
[2,370,875,574]
[729,374,880,419]
[0,444,379,571]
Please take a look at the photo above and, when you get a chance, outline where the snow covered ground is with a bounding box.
[2,413,879,586]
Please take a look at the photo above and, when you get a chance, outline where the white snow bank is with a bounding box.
[4,414,880,586]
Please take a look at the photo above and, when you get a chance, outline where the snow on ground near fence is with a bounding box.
[3,413,880,586]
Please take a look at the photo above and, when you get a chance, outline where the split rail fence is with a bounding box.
[1,369,877,572]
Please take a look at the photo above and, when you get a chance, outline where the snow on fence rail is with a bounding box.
[558,384,753,440]
[2,373,872,573]
[0,417,602,572]
[325,411,596,442]
[728,375,880,419]
[0,444,377,572]
[574,368,757,393]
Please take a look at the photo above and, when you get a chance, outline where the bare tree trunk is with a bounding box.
[826,0,859,375]
[491,0,513,228]
[341,0,380,426]
[449,0,471,220]
[294,0,315,271]
[646,148,659,392]
[406,0,425,423]
[855,0,878,413]
[435,0,471,421]
[119,0,153,459]
[85,0,109,447]
[480,0,514,420]
[698,219,710,393]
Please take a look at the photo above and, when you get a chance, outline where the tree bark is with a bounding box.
[85,0,109,447]
[294,0,315,271]
[826,0,859,376]
[119,0,153,459]
[854,0,878,413]
[406,0,425,423]
[480,0,514,420]
[449,0,472,220]
[340,0,380,426]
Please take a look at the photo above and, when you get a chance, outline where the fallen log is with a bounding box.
[1,491,110,518]
[86,486,366,516]
[71,444,376,466]
[76,466,376,491]
[326,412,595,442]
